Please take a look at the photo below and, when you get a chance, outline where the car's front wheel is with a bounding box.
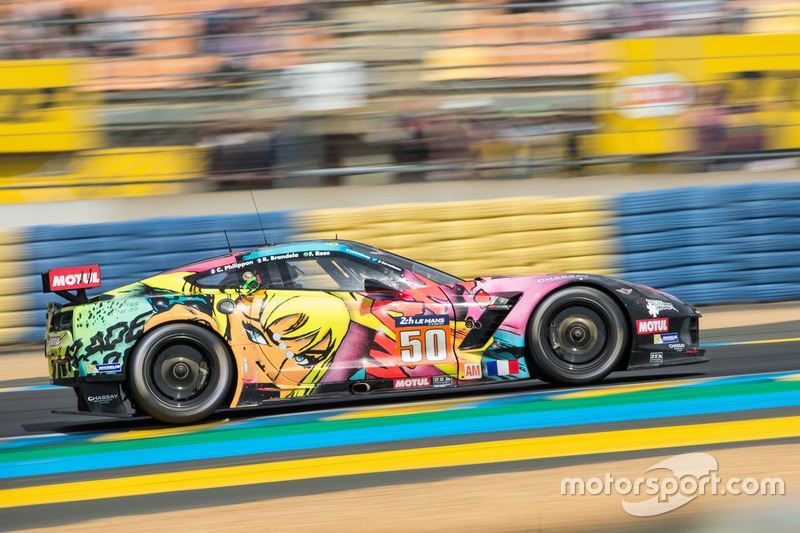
[128,323,231,424]
[527,286,627,385]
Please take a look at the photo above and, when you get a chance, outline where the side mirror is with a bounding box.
[363,278,401,295]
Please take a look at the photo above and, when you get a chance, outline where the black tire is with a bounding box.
[527,286,627,385]
[128,323,231,424]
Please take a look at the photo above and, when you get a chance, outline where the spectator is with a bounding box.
[391,115,430,182]
[426,116,477,180]
[686,85,730,171]
[87,6,147,57]
[269,119,314,180]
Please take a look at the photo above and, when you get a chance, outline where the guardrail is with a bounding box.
[5,151,800,204]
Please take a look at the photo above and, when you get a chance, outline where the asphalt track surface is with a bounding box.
[0,321,799,531]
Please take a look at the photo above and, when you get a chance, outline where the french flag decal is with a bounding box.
[485,359,520,376]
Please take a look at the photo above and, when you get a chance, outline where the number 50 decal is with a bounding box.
[398,327,449,364]
[394,314,452,365]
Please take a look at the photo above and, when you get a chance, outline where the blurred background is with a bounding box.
[6,0,800,188]
[4,0,800,345]
[1,5,799,532]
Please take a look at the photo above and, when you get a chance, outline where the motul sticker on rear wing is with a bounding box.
[42,265,101,293]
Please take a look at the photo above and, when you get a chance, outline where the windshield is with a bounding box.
[347,242,463,286]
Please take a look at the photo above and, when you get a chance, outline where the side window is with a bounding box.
[190,262,279,290]
[254,261,282,288]
[329,255,410,291]
[283,258,340,290]
[277,254,410,291]
[192,270,239,288]
[191,269,251,289]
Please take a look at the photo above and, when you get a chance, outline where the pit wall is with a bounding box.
[2,181,800,345]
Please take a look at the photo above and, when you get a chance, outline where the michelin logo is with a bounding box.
[88,363,123,374]
[654,333,679,344]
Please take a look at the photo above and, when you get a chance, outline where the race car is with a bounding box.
[43,240,705,424]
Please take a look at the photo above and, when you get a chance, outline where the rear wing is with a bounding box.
[42,265,101,304]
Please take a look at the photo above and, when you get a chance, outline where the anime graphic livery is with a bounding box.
[43,241,705,423]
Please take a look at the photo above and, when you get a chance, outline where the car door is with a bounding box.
[232,257,351,394]
[244,250,459,393]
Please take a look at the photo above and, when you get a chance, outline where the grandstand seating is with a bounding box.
[3,0,331,90]
[422,4,611,81]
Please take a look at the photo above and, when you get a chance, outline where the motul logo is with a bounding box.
[637,318,669,335]
[48,265,101,291]
[393,377,431,389]
[52,272,99,288]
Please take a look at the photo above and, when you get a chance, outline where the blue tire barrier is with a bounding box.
[7,182,800,346]
[616,182,800,307]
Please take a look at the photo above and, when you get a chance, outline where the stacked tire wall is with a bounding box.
[0,213,294,345]
[615,182,800,305]
[0,228,30,346]
[294,196,619,279]
[2,181,800,346]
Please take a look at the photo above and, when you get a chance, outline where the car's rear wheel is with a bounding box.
[527,286,627,385]
[128,323,231,424]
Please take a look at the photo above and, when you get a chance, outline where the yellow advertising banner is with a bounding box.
[0,60,101,152]
[592,34,800,156]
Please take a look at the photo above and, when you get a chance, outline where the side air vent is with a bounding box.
[689,317,699,345]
